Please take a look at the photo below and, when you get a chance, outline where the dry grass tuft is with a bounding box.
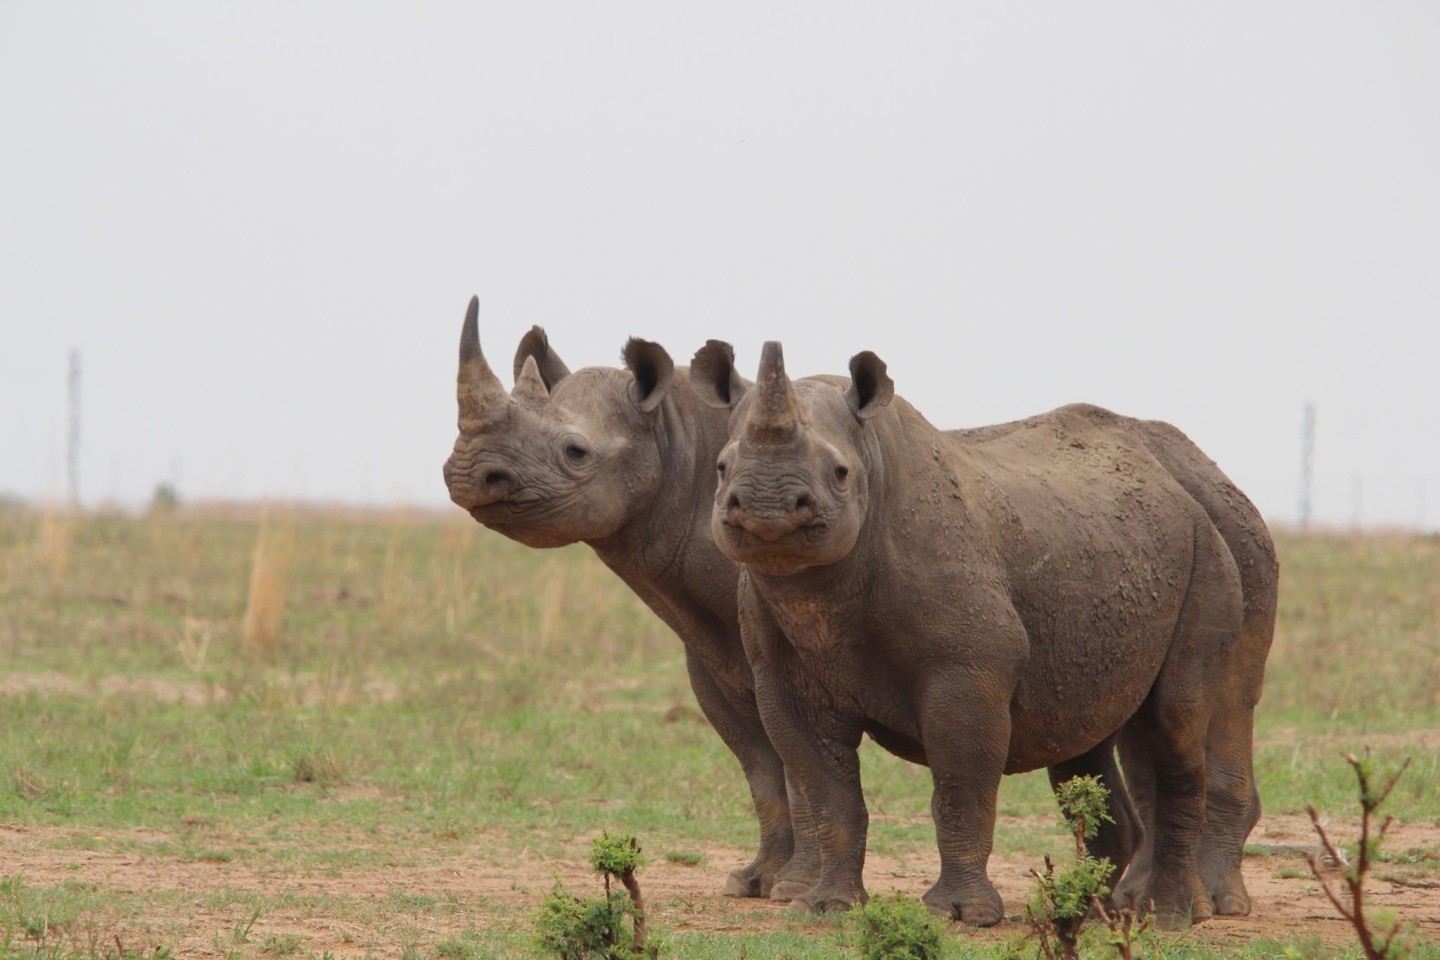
[241,508,296,659]
[37,502,75,597]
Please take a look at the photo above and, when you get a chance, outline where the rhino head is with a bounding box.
[442,296,675,548]
[692,339,894,576]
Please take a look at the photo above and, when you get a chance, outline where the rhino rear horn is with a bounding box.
[513,326,571,391]
[746,340,800,443]
[457,296,508,422]
[512,354,550,404]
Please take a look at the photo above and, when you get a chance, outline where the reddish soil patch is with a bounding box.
[3,813,1437,956]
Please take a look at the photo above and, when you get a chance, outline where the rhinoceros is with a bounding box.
[951,404,1276,917]
[442,298,1275,917]
[443,297,804,900]
[696,341,1248,928]
[440,300,1129,903]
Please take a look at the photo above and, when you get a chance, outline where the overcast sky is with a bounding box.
[3,3,1436,529]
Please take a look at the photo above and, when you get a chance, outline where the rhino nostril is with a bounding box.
[794,494,815,514]
[727,494,743,513]
[484,470,513,489]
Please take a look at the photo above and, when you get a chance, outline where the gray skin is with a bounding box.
[442,297,805,900]
[696,341,1245,928]
[440,299,1144,905]
[955,405,1277,917]
[442,297,1274,916]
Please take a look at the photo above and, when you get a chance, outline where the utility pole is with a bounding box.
[1298,402,1315,529]
[67,349,81,507]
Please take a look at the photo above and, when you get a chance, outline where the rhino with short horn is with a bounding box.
[697,340,1247,928]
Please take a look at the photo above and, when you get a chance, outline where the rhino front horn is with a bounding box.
[457,296,508,422]
[746,340,800,444]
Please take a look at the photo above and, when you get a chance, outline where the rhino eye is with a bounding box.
[834,465,849,482]
[564,443,590,464]
[716,461,727,478]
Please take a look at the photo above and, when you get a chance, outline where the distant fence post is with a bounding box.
[67,349,81,507]
[1298,402,1315,530]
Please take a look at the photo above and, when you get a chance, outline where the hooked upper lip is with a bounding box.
[723,517,829,548]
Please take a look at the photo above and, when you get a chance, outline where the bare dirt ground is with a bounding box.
[3,813,1437,957]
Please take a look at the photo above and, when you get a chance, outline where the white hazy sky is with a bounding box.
[2,3,1436,529]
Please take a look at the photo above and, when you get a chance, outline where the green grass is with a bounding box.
[0,505,1437,957]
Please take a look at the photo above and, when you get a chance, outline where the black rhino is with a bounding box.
[443,298,804,900]
[443,299,1275,918]
[697,341,1249,928]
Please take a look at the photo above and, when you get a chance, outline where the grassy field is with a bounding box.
[0,503,1437,958]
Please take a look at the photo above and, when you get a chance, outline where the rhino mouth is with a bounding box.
[722,518,831,553]
[463,491,545,522]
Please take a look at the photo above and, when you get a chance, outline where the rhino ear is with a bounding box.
[513,326,571,392]
[689,340,747,409]
[622,338,674,413]
[845,351,894,422]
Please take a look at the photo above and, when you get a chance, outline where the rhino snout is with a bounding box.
[445,459,519,511]
[724,488,819,542]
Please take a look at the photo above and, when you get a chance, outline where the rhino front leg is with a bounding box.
[919,673,1008,927]
[769,770,820,902]
[682,650,793,899]
[740,596,869,914]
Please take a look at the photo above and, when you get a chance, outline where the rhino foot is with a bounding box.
[789,885,865,915]
[768,878,815,902]
[1111,876,1145,913]
[723,865,773,899]
[1208,872,1251,916]
[923,880,1004,927]
[1149,879,1214,930]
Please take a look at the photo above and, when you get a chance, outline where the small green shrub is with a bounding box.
[535,882,635,960]
[1023,775,1118,960]
[851,892,947,960]
[534,832,657,959]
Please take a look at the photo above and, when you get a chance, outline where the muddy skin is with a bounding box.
[699,341,1246,929]
[443,298,1273,918]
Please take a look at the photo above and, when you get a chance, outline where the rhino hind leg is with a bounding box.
[1048,734,1143,899]
[683,653,797,899]
[1127,520,1243,928]
[1196,587,1276,915]
[1112,732,1158,912]
[1196,728,1260,916]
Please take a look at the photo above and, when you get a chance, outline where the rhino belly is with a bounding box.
[1000,615,1176,773]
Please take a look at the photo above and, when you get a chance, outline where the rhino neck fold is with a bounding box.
[588,377,737,613]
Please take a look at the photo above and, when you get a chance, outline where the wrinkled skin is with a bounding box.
[697,341,1246,929]
[442,298,805,900]
[442,298,1274,915]
[958,406,1277,916]
[441,301,1139,905]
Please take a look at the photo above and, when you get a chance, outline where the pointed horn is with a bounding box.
[457,296,507,422]
[511,353,549,404]
[746,340,799,443]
